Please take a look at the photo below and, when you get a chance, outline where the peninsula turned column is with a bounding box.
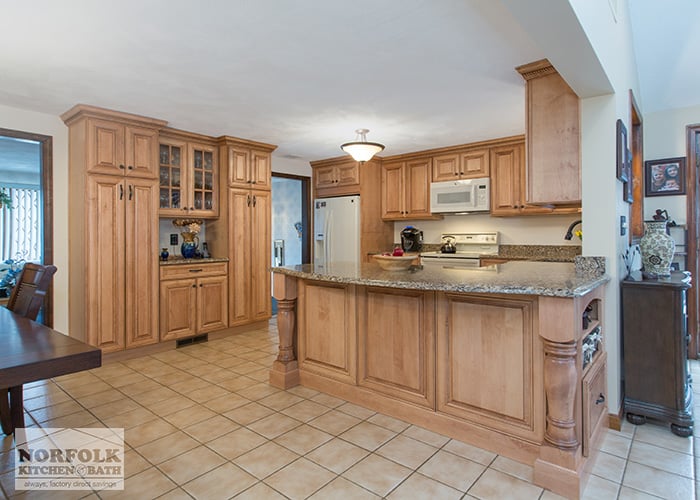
[269,273,300,389]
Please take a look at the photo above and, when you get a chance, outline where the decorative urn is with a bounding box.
[639,220,675,278]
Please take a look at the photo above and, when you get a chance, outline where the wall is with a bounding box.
[393,214,583,247]
[0,104,69,333]
[271,156,312,177]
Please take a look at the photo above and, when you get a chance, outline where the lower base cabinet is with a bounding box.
[159,262,228,341]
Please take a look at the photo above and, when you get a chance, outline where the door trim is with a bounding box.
[686,124,699,357]
[271,172,311,264]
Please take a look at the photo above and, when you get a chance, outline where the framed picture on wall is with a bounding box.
[616,119,628,182]
[624,148,633,203]
[644,157,686,196]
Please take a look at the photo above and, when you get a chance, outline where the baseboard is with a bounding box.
[608,405,624,431]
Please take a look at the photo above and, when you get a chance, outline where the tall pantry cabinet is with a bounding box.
[207,137,277,327]
[62,105,166,352]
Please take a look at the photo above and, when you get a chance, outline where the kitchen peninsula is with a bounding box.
[270,259,608,499]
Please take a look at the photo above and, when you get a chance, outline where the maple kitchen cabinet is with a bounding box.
[220,137,272,191]
[431,148,490,181]
[381,157,436,220]
[312,159,360,197]
[158,129,219,218]
[62,105,166,352]
[516,59,581,206]
[159,261,228,341]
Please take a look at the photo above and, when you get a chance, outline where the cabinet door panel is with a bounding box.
[125,126,159,179]
[359,288,435,408]
[251,150,271,190]
[125,179,159,348]
[87,119,125,176]
[381,161,405,219]
[432,154,460,182]
[86,176,125,351]
[335,161,360,187]
[160,279,197,340]
[229,188,252,325]
[228,146,250,188]
[490,145,521,216]
[461,148,489,178]
[299,281,356,384]
[437,293,543,441]
[188,142,218,217]
[405,158,432,218]
[250,191,271,321]
[197,275,229,332]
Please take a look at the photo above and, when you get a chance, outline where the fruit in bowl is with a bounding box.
[372,253,416,271]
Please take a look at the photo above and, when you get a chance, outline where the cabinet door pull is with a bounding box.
[128,185,133,200]
[119,184,124,200]
[189,269,203,273]
[119,164,125,170]
[199,283,203,287]
[191,284,196,288]
[253,195,256,207]
[595,393,605,405]
[247,195,251,206]
[128,165,133,170]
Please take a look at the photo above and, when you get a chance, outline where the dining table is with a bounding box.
[0,306,101,434]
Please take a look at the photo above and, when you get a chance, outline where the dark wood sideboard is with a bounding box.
[621,271,693,436]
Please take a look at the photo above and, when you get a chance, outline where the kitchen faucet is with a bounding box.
[564,220,582,240]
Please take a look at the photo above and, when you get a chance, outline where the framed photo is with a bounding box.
[624,148,633,203]
[644,157,686,196]
[616,119,628,182]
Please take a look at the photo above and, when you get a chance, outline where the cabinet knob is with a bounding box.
[128,165,133,170]
[199,284,203,287]
[190,206,194,211]
[191,284,196,288]
[454,172,459,176]
[595,393,605,405]
[119,164,125,170]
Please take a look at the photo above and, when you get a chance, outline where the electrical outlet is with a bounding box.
[170,233,178,245]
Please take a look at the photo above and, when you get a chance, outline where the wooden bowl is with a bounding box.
[372,254,416,271]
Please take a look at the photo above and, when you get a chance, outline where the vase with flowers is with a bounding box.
[172,218,203,259]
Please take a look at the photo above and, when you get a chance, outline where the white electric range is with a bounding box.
[420,232,499,268]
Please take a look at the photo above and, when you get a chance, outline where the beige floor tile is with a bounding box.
[336,402,376,420]
[285,385,320,399]
[308,476,380,499]
[581,474,621,499]
[443,439,498,466]
[156,487,193,499]
[224,402,276,425]
[233,442,300,479]
[622,461,695,499]
[28,400,85,424]
[310,392,345,408]
[101,407,159,430]
[135,431,199,465]
[141,394,196,417]
[115,379,163,396]
[232,481,287,499]
[305,437,370,474]
[202,392,250,413]
[308,410,361,435]
[163,404,217,428]
[468,468,543,499]
[167,377,211,394]
[247,413,302,440]
[0,450,14,474]
[583,449,626,484]
[274,424,333,455]
[61,380,113,399]
[367,413,411,433]
[342,453,412,497]
[198,369,239,384]
[264,457,336,499]
[88,397,141,421]
[124,418,177,447]
[183,462,258,499]
[216,376,259,392]
[123,448,152,478]
[617,485,664,499]
[23,392,72,411]
[242,368,270,383]
[236,383,280,401]
[489,456,534,483]
[129,387,180,406]
[376,434,438,469]
[44,410,99,429]
[23,383,67,400]
[257,391,304,411]
[102,371,150,388]
[184,384,231,404]
[206,427,267,460]
[100,466,177,498]
[53,371,103,388]
[418,450,486,492]
[75,389,129,409]
[599,429,633,458]
[401,425,451,448]
[540,490,568,500]
[159,445,226,484]
[629,439,694,478]
[184,415,240,443]
[280,400,330,422]
[633,422,694,455]
[388,471,463,499]
[339,421,397,451]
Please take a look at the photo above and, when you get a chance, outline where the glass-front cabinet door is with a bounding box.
[159,139,186,217]
[189,143,217,217]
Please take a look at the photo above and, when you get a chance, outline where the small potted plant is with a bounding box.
[0,189,12,210]
[0,256,26,297]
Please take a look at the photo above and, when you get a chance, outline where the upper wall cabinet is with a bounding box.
[432,148,490,182]
[219,136,277,191]
[516,59,581,206]
[61,105,166,179]
[312,159,360,197]
[158,128,219,218]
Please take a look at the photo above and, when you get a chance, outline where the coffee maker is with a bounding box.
[400,226,423,253]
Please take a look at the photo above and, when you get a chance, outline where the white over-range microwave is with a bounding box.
[430,177,490,214]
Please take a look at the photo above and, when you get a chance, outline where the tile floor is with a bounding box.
[0,319,698,499]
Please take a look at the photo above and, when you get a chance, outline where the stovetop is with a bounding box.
[422,232,499,259]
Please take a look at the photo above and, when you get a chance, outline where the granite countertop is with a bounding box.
[160,257,229,266]
[272,257,608,298]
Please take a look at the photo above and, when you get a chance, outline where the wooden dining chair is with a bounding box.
[0,263,57,434]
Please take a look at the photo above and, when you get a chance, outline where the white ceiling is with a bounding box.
[0,0,698,163]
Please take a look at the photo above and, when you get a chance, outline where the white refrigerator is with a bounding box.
[314,195,360,268]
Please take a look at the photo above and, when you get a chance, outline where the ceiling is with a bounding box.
[0,0,698,164]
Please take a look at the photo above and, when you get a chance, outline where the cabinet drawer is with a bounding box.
[160,262,228,280]
[582,354,607,456]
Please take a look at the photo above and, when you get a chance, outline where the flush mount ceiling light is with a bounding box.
[340,128,385,162]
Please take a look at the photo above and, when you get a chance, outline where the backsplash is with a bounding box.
[158,218,208,258]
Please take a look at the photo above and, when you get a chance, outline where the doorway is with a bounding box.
[270,173,311,313]
[686,124,700,357]
[0,128,53,326]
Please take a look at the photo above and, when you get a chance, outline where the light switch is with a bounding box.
[620,215,627,236]
[170,233,178,245]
